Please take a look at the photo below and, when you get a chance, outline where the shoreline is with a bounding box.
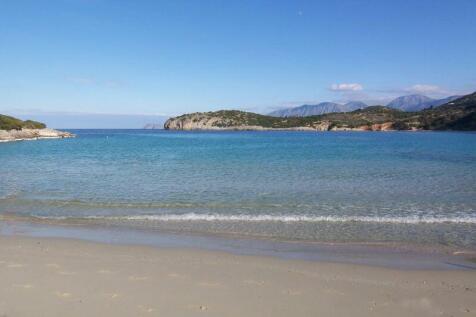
[0,128,74,142]
[0,136,68,143]
[1,235,475,316]
[2,218,476,270]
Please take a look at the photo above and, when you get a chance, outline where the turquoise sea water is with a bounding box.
[1,130,476,248]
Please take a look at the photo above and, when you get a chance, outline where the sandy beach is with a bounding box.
[0,236,475,317]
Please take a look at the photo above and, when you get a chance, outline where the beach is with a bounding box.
[1,130,476,316]
[0,236,475,317]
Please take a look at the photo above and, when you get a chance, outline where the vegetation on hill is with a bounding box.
[165,92,476,131]
[0,114,46,130]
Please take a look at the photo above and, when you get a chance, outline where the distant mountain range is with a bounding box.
[269,101,367,117]
[269,94,462,117]
[386,94,461,111]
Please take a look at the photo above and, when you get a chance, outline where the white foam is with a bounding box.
[82,213,476,224]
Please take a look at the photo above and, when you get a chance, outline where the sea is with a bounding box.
[1,129,476,259]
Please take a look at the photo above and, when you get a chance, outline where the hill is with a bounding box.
[164,92,476,131]
[269,95,462,117]
[0,114,74,142]
[0,114,46,130]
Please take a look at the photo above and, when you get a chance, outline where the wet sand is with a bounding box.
[0,236,475,316]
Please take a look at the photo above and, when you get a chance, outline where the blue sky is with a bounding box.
[1,0,476,119]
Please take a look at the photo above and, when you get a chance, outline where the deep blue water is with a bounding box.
[1,129,476,248]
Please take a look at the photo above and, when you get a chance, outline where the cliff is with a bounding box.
[164,92,476,131]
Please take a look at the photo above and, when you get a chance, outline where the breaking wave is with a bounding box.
[37,213,476,224]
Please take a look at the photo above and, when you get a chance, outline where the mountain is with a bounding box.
[386,95,433,111]
[269,101,367,117]
[424,95,461,108]
[344,101,368,110]
[270,95,463,118]
[386,94,461,111]
[164,92,476,131]
[417,92,476,130]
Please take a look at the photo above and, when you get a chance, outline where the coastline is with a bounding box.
[1,235,475,317]
[2,217,476,270]
[0,128,74,142]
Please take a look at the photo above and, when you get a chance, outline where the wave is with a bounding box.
[34,213,476,224]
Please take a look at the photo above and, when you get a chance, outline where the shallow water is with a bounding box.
[1,130,475,248]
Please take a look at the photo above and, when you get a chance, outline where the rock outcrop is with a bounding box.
[0,128,75,142]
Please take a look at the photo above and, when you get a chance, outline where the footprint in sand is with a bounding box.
[102,292,120,299]
[167,272,185,279]
[198,281,223,288]
[128,276,149,281]
[324,288,345,296]
[55,291,73,299]
[57,271,77,276]
[97,269,116,274]
[243,279,265,286]
[186,304,208,312]
[281,289,302,296]
[12,284,34,289]
[138,305,155,313]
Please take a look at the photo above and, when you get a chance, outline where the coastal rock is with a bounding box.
[164,111,317,131]
[0,128,75,142]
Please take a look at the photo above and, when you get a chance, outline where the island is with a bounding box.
[0,114,74,142]
[164,92,476,131]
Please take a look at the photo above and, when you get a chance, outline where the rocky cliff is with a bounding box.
[164,108,400,131]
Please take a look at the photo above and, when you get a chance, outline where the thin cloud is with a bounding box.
[330,83,363,92]
[406,84,444,94]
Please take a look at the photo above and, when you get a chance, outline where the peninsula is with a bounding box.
[0,114,74,142]
[164,92,476,131]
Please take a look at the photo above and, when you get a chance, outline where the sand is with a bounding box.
[0,236,475,317]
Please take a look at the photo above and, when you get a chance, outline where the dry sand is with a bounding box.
[0,236,475,317]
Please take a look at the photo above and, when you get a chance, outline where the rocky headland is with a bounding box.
[164,92,476,132]
[0,114,74,142]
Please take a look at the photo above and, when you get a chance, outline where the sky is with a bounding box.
[1,0,476,126]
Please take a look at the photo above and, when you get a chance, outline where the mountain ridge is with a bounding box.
[269,94,462,117]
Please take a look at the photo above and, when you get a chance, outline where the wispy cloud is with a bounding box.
[330,83,363,92]
[406,84,444,94]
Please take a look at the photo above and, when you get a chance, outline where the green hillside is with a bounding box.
[0,114,46,130]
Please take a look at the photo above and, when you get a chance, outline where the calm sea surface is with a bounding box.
[1,130,476,248]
